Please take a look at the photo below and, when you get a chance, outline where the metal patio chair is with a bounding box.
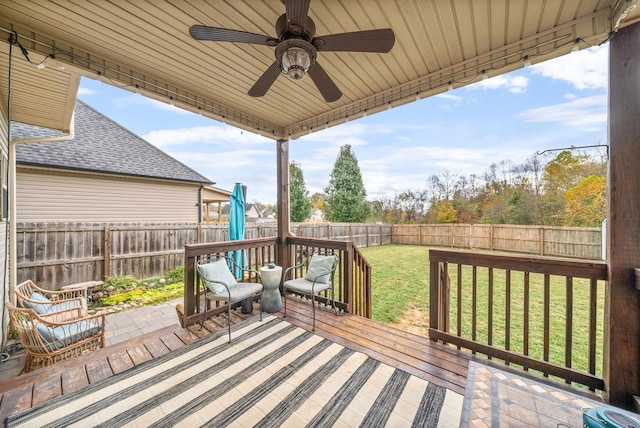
[282,252,339,331]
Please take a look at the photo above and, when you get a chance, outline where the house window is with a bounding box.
[1,154,7,220]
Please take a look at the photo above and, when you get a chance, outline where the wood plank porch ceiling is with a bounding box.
[1,1,639,139]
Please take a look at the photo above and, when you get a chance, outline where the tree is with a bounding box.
[289,161,311,222]
[310,192,325,209]
[323,145,371,222]
[564,175,606,226]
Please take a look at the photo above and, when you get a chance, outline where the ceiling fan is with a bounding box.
[189,0,395,103]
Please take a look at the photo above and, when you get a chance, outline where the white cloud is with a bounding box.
[77,87,95,96]
[468,74,529,93]
[435,93,463,102]
[517,94,606,131]
[531,44,608,90]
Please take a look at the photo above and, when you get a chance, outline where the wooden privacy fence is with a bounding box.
[17,221,603,289]
[393,224,603,260]
[16,222,392,289]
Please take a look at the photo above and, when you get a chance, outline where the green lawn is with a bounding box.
[359,244,605,377]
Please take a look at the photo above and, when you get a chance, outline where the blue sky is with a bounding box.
[77,44,608,204]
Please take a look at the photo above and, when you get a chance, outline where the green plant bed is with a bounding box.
[98,281,184,307]
[92,265,185,308]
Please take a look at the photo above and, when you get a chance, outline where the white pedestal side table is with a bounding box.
[260,265,283,313]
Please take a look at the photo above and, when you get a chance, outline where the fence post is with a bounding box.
[103,225,111,279]
[539,227,544,256]
[450,224,454,247]
[490,224,494,251]
[366,224,370,247]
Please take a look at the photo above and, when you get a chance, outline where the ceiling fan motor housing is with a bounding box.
[274,14,317,80]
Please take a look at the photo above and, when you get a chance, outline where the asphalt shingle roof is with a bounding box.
[12,100,212,184]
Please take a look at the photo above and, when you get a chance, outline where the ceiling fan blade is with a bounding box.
[248,61,282,97]
[308,62,342,103]
[314,28,395,53]
[189,25,275,46]
[285,0,311,34]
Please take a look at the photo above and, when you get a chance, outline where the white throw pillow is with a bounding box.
[305,254,336,284]
[198,260,238,295]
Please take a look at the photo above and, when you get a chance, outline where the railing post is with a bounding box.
[183,250,196,323]
[344,244,353,314]
[429,258,441,337]
[276,139,290,269]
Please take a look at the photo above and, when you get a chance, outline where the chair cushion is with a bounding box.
[23,292,86,315]
[284,277,331,294]
[22,292,51,313]
[35,320,102,351]
[305,254,335,284]
[198,260,238,295]
[207,282,262,302]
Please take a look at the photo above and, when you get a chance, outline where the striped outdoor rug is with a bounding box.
[6,315,463,427]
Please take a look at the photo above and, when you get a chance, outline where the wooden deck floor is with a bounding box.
[0,299,472,422]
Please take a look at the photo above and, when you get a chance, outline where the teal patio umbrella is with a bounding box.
[229,183,246,278]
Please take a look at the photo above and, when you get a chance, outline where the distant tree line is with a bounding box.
[290,145,606,227]
[369,149,607,227]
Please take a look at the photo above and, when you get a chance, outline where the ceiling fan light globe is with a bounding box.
[287,66,306,80]
[282,47,311,75]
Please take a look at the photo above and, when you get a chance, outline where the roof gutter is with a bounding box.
[9,112,75,292]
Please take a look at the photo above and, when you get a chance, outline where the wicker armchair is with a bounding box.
[7,302,105,373]
[14,280,88,321]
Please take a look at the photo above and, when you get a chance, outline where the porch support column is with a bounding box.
[276,139,291,269]
[606,20,640,406]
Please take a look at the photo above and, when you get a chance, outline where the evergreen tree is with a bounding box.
[289,161,311,222]
[324,145,371,222]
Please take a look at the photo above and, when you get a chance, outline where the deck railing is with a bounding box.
[180,236,372,327]
[286,236,372,318]
[429,249,607,391]
[180,237,278,327]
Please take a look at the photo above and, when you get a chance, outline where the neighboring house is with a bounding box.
[12,100,222,223]
[202,185,232,223]
[259,208,275,219]
[310,208,325,222]
[244,203,261,222]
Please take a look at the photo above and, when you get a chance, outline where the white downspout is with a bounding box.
[8,112,75,296]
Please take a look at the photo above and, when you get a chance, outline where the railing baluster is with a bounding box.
[543,273,551,377]
[505,269,511,363]
[524,271,530,369]
[589,278,598,383]
[565,276,574,384]
[472,266,477,351]
[488,267,494,353]
[456,263,462,348]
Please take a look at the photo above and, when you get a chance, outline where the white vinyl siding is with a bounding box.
[17,167,201,223]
